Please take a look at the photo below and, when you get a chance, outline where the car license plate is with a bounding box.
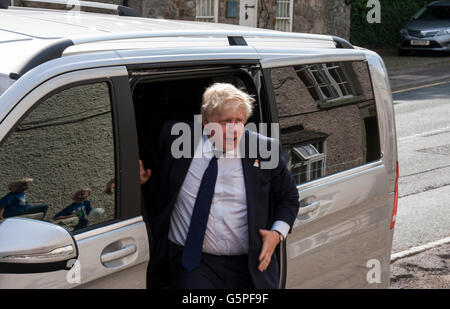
[411,40,430,46]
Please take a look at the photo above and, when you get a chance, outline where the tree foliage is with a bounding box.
[350,0,436,48]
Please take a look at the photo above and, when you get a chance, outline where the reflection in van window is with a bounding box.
[295,62,367,109]
[0,83,115,233]
[271,61,381,185]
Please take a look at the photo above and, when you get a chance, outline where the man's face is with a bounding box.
[13,181,31,193]
[204,103,246,152]
[21,182,31,191]
[75,190,90,202]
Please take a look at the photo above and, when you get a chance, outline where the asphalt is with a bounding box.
[388,62,450,92]
[385,56,450,288]
[390,242,450,289]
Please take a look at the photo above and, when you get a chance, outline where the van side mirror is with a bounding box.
[0,218,77,273]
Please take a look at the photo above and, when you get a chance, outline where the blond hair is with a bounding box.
[8,178,33,191]
[201,83,255,122]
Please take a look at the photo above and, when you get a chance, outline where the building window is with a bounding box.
[295,62,365,109]
[275,0,293,32]
[196,0,219,23]
[287,142,326,184]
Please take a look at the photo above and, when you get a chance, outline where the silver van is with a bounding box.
[0,0,398,288]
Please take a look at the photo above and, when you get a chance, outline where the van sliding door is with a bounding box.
[261,53,394,288]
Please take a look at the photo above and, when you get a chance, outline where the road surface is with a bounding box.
[392,82,450,253]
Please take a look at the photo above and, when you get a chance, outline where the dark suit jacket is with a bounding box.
[142,121,299,289]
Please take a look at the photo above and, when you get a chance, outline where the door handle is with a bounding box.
[100,244,137,264]
[297,201,319,217]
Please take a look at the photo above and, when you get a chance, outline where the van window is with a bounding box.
[270,61,381,185]
[0,82,116,233]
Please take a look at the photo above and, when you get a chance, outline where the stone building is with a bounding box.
[82,0,352,40]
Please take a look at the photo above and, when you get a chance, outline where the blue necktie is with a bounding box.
[181,155,218,272]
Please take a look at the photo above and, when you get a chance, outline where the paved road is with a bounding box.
[392,82,450,253]
[389,63,450,92]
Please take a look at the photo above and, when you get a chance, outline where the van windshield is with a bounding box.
[414,6,450,20]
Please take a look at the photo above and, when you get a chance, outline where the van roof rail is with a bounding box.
[333,36,354,49]
[9,0,140,17]
[10,30,338,79]
[69,30,334,45]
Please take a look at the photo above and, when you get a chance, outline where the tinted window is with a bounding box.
[0,83,116,233]
[271,61,381,185]
[416,6,450,20]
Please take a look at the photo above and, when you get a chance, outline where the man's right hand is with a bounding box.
[139,160,152,184]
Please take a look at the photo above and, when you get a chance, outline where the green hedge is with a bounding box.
[350,0,436,48]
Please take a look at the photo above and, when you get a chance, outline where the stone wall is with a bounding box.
[324,0,351,40]
[141,0,195,20]
[19,0,351,40]
[292,0,326,34]
[257,0,277,29]
[291,0,351,39]
[256,0,351,40]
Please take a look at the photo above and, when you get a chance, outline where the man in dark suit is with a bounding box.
[141,83,299,289]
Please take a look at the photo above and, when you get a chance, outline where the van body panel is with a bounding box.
[287,163,391,288]
[261,53,396,288]
[0,66,148,288]
[0,219,149,288]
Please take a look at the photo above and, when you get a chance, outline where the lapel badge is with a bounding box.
[253,159,260,168]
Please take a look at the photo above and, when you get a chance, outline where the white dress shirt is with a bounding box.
[168,133,290,256]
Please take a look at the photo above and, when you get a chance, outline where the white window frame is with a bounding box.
[275,0,294,32]
[289,142,327,184]
[296,63,363,108]
[196,0,219,23]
